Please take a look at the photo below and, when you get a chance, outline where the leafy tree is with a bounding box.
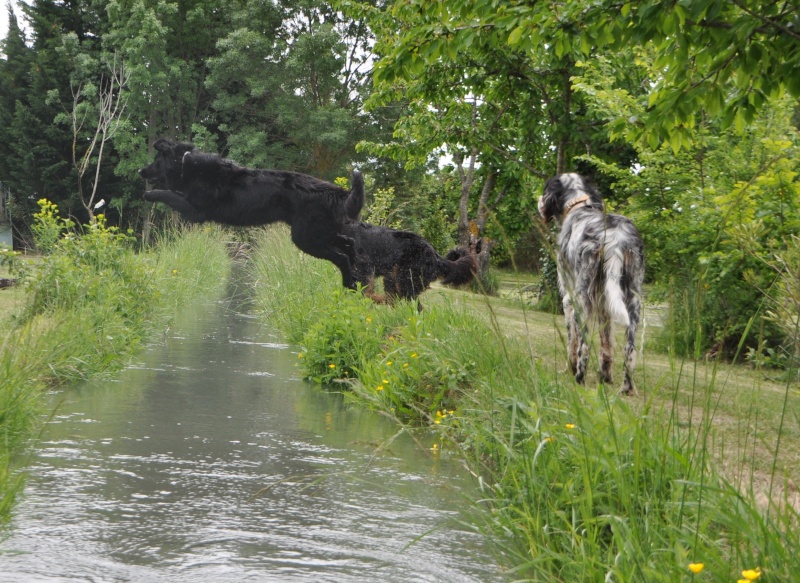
[2,1,82,230]
[338,0,642,281]
[0,5,33,236]
[206,0,372,179]
[365,0,800,151]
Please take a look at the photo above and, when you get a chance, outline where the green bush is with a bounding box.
[298,288,393,384]
[25,201,153,335]
[579,100,800,361]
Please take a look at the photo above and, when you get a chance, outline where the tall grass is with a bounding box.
[249,225,800,582]
[0,204,230,523]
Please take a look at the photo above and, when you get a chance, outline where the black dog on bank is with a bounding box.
[344,221,477,305]
[139,138,364,287]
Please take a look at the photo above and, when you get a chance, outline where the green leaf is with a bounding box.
[554,37,564,58]
[580,35,591,56]
[508,25,525,46]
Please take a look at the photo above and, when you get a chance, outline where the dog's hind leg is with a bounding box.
[568,277,594,386]
[621,290,641,395]
[562,297,579,375]
[597,302,613,385]
[292,227,357,289]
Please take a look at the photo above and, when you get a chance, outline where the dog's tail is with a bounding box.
[604,248,630,326]
[439,247,477,286]
[345,170,364,220]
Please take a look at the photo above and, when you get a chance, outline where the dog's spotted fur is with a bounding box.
[539,173,644,394]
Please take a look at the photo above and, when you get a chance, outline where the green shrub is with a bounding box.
[24,201,153,332]
[30,198,74,254]
[298,288,392,384]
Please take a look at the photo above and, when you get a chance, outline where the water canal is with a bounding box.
[2,277,503,582]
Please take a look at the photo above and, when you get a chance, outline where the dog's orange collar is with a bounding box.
[563,195,591,218]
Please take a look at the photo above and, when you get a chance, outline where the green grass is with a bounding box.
[249,226,800,582]
[0,221,231,523]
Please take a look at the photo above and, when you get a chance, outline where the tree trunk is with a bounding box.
[454,146,478,248]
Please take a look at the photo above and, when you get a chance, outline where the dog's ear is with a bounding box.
[539,176,564,221]
[153,138,174,153]
[543,176,564,199]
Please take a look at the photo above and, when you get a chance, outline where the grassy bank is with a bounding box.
[0,207,231,522]
[250,226,799,582]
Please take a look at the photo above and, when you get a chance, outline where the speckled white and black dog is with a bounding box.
[538,173,644,394]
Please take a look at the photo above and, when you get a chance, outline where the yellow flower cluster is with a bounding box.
[434,410,454,425]
[738,567,761,582]
[35,199,57,217]
[685,563,762,581]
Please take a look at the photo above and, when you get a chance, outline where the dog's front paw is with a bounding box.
[143,191,156,201]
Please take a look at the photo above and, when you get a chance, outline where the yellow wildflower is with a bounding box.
[741,568,761,581]
[386,361,393,366]
[298,353,304,358]
[376,386,384,392]
[328,364,336,369]
[545,437,554,443]
[411,352,418,358]
[365,317,372,323]
[565,423,576,429]
[382,379,389,384]
[688,563,704,574]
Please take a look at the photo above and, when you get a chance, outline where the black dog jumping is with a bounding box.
[344,221,476,305]
[139,138,364,287]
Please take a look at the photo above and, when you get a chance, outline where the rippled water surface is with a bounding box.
[2,280,503,582]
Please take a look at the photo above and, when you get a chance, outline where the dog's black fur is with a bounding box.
[539,173,644,395]
[344,221,476,305]
[139,138,364,287]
